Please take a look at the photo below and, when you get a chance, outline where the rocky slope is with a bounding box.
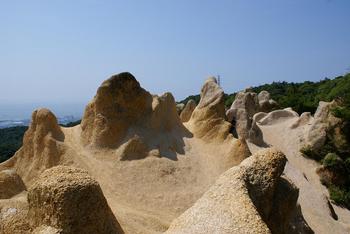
[1,72,349,234]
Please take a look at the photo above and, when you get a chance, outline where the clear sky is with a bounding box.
[1,0,350,106]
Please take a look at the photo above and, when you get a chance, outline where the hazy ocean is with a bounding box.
[0,103,85,128]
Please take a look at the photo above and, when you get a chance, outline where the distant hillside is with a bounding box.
[180,73,350,114]
[0,126,28,162]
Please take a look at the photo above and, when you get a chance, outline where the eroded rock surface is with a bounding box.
[0,195,30,234]
[28,166,123,234]
[165,148,312,234]
[180,99,196,122]
[258,91,278,112]
[187,77,231,141]
[306,101,343,151]
[0,170,26,199]
[226,90,277,142]
[81,72,191,160]
[81,72,153,148]
[0,109,68,185]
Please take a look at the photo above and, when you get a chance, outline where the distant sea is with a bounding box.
[0,103,85,129]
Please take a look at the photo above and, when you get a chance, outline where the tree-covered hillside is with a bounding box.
[181,73,350,115]
[251,73,350,114]
[0,126,28,162]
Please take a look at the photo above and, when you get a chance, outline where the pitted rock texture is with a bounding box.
[0,196,30,234]
[165,148,311,234]
[80,73,190,160]
[28,166,123,234]
[81,72,153,148]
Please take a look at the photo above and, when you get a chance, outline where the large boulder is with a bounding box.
[180,99,196,122]
[28,166,123,234]
[186,77,231,141]
[165,148,312,234]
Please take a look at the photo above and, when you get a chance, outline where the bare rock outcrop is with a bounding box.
[248,112,268,146]
[0,170,26,199]
[186,77,231,141]
[226,90,277,141]
[165,148,312,234]
[306,101,343,151]
[81,72,153,148]
[0,196,31,234]
[180,99,196,122]
[226,91,258,139]
[80,72,191,160]
[28,166,123,234]
[0,109,68,185]
[118,135,149,161]
[258,91,278,112]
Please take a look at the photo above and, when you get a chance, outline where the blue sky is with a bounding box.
[1,0,350,105]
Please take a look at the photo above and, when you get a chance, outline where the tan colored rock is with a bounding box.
[32,225,61,234]
[306,101,343,151]
[0,170,26,199]
[226,90,278,141]
[0,196,31,234]
[165,148,311,234]
[226,91,257,122]
[140,92,191,159]
[149,92,182,132]
[232,138,252,164]
[0,108,68,185]
[187,77,231,141]
[118,135,149,161]
[81,72,153,148]
[248,112,268,146]
[80,73,190,161]
[226,91,258,139]
[28,166,123,234]
[180,99,196,122]
[226,89,277,143]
